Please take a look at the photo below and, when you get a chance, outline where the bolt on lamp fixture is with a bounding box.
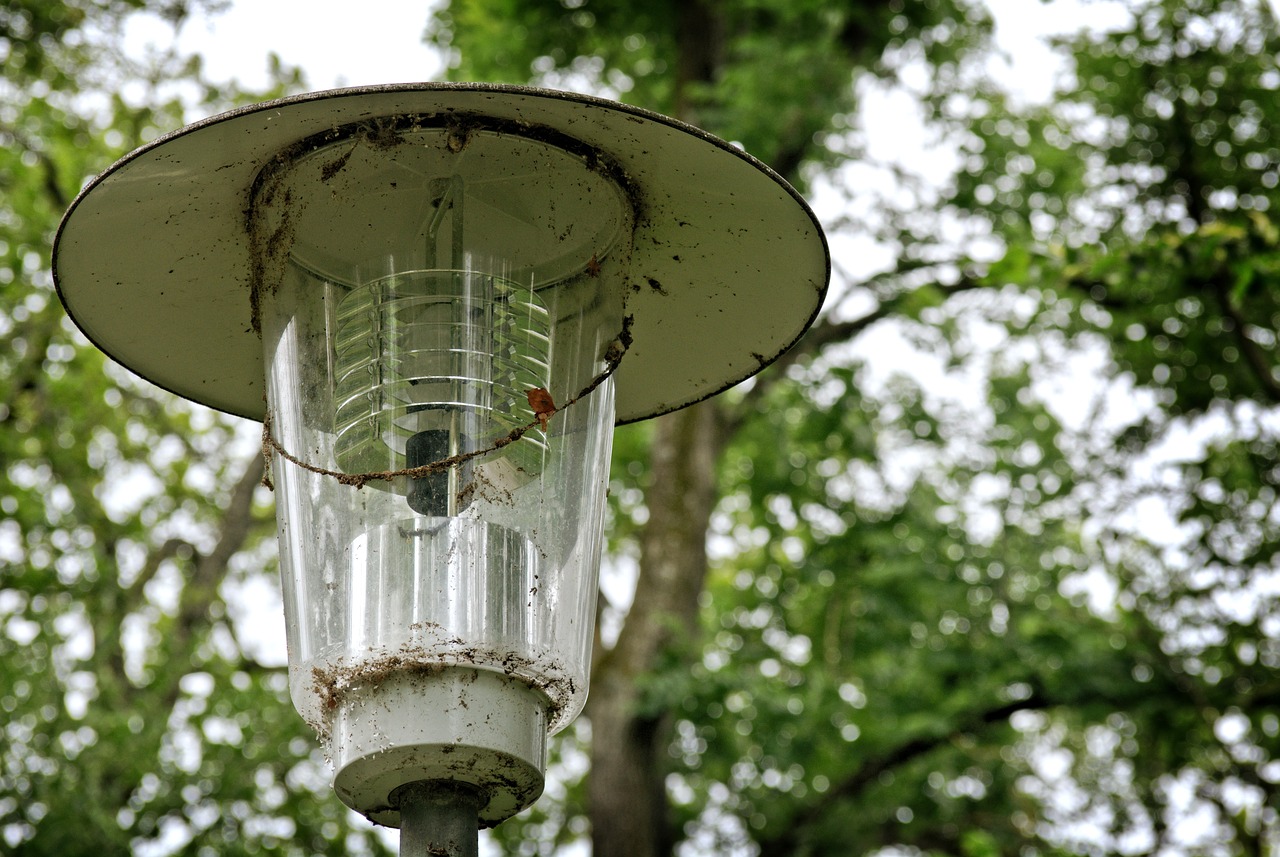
[52,84,828,853]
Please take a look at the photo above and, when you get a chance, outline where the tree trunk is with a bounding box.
[586,4,729,853]
[587,401,725,857]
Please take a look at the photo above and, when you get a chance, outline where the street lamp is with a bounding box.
[53,84,828,854]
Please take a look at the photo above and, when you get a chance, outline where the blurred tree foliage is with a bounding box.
[3,1,1278,856]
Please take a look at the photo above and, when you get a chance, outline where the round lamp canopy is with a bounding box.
[53,83,829,424]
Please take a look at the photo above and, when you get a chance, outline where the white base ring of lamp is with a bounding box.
[330,666,548,827]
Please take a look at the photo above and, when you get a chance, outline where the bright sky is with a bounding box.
[126,0,446,91]
[125,0,1150,101]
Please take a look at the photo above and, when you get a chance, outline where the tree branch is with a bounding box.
[726,276,985,431]
[756,690,1053,857]
[124,537,195,603]
[91,536,195,697]
[1211,271,1280,404]
[160,454,267,706]
[0,122,71,211]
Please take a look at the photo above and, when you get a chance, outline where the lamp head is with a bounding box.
[52,83,829,828]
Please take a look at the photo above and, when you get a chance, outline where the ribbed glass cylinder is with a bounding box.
[331,271,552,515]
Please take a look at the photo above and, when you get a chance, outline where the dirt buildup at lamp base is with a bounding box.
[305,639,573,744]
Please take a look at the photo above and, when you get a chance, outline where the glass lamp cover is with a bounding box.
[255,123,629,820]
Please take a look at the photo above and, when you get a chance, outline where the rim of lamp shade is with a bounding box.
[52,82,830,425]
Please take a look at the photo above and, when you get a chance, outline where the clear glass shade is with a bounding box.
[254,125,630,759]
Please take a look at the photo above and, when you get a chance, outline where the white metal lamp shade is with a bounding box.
[53,84,829,424]
[52,84,829,830]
